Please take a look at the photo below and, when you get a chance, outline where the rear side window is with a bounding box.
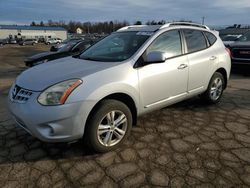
[183,30,207,53]
[204,32,217,45]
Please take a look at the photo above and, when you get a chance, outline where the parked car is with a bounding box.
[8,22,231,152]
[19,39,38,46]
[9,38,17,44]
[0,38,8,46]
[227,31,250,67]
[45,38,62,45]
[25,40,97,67]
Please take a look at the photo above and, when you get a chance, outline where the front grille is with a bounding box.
[232,48,250,59]
[11,85,33,103]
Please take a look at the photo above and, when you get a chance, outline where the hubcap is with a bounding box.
[97,110,127,147]
[210,77,223,100]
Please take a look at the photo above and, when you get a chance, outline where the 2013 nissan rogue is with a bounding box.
[8,22,231,152]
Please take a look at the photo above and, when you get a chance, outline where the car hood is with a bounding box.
[16,56,116,91]
[228,41,250,48]
[25,51,56,62]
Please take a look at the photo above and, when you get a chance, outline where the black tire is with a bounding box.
[201,72,225,104]
[32,43,35,45]
[84,99,132,153]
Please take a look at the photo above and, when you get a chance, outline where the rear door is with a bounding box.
[182,29,216,94]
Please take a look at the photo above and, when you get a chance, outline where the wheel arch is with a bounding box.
[86,93,138,128]
[215,68,228,89]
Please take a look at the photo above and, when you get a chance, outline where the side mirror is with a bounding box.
[145,51,166,64]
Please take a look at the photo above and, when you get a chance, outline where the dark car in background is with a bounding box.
[221,34,242,46]
[9,38,17,44]
[0,38,8,46]
[25,39,97,67]
[50,38,84,51]
[19,39,38,46]
[227,32,250,67]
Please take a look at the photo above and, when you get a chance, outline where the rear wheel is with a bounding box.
[84,99,132,153]
[201,72,225,104]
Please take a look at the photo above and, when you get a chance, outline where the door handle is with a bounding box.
[210,56,217,61]
[178,64,188,70]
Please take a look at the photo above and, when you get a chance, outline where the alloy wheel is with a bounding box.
[210,77,223,100]
[97,110,127,147]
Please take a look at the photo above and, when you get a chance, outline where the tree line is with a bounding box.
[30,20,178,34]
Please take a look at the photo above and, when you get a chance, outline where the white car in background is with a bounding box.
[46,38,62,45]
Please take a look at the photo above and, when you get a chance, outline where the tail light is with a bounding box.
[225,48,231,57]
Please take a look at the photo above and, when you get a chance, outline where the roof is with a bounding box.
[0,25,66,31]
[117,25,161,32]
[117,22,209,32]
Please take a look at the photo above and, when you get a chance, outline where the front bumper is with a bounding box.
[7,87,96,142]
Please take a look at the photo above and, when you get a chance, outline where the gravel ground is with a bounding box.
[0,44,250,187]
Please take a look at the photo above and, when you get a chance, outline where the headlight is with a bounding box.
[38,79,82,105]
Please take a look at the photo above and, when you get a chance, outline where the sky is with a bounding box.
[0,0,250,26]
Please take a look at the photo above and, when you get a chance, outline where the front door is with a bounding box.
[138,30,189,110]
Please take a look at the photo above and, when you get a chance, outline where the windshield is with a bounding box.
[58,43,75,52]
[80,32,151,62]
[62,38,82,44]
[221,35,240,41]
[57,41,79,52]
[237,32,250,42]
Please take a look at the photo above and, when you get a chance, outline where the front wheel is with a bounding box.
[201,72,225,104]
[84,99,132,153]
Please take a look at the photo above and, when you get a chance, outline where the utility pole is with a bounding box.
[202,16,205,25]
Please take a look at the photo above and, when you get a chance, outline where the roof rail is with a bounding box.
[160,22,210,30]
[117,25,148,31]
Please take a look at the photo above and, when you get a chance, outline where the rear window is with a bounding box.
[204,32,217,45]
[183,30,207,53]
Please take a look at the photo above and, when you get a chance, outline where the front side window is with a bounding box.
[145,30,182,59]
[80,32,151,62]
[183,30,207,53]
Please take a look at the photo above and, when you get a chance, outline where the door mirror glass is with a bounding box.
[145,51,165,63]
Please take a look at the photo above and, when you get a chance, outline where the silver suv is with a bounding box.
[8,22,231,152]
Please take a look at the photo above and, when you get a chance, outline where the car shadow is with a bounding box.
[231,66,250,77]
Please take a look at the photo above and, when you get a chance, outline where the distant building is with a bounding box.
[0,25,67,41]
[76,27,83,34]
